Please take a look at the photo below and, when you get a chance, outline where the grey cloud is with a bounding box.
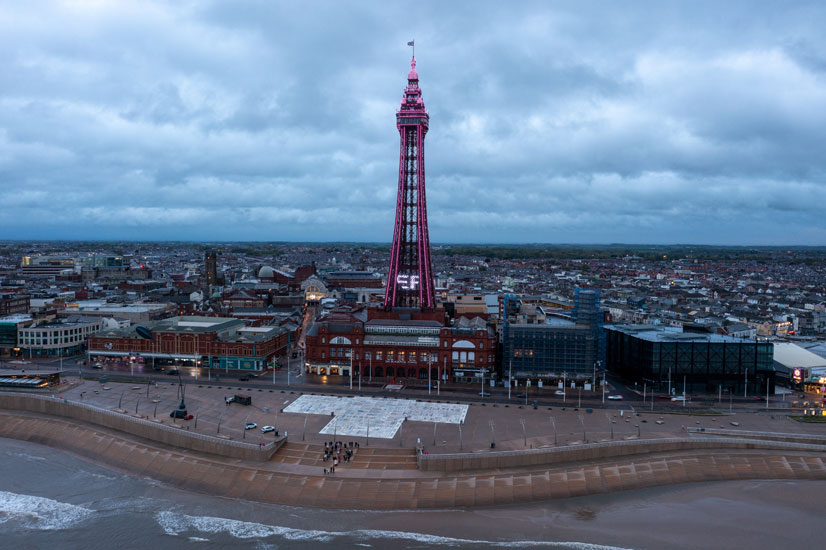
[1,1,825,244]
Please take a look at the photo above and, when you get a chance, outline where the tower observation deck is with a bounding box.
[385,57,436,310]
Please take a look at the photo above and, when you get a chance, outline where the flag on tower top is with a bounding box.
[407,40,414,46]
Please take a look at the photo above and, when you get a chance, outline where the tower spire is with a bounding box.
[385,55,435,310]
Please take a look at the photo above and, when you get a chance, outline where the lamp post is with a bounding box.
[437,354,440,396]
[508,359,512,401]
[443,356,447,391]
[242,412,251,439]
[217,407,226,434]
[428,355,431,396]
[744,369,748,398]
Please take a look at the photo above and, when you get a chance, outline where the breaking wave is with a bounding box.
[0,490,93,530]
[155,511,632,548]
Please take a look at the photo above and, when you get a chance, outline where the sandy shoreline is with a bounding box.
[2,432,825,549]
[363,479,826,549]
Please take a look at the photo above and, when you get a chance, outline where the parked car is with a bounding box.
[607,395,623,400]
[245,422,258,430]
[479,391,491,397]
[166,368,179,375]
[238,376,250,381]
[92,364,103,369]
[261,426,275,433]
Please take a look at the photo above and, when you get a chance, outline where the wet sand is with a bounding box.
[378,479,826,549]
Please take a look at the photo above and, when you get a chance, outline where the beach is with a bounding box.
[1,437,824,549]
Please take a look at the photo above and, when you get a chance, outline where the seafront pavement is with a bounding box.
[57,379,826,453]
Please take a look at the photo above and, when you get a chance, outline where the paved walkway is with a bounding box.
[55,380,826,454]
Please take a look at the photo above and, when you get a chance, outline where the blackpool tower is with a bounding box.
[385,56,436,309]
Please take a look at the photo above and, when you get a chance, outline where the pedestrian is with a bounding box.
[323,468,327,475]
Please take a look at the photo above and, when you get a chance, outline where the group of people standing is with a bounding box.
[322,440,360,475]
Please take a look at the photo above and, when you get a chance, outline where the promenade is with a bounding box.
[2,380,826,509]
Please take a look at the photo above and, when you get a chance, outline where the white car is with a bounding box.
[671,396,688,402]
[245,422,258,430]
[554,390,565,396]
[261,426,275,433]
[607,395,623,400]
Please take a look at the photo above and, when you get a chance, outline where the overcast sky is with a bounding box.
[1,1,825,245]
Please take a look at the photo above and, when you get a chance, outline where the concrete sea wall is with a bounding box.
[418,437,826,471]
[0,392,282,462]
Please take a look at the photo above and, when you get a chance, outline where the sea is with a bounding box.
[1,437,824,550]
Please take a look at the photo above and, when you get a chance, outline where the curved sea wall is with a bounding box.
[0,392,282,462]
[418,437,826,471]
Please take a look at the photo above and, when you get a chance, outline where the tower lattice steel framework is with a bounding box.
[385,56,436,309]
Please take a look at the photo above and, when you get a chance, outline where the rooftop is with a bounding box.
[607,324,758,344]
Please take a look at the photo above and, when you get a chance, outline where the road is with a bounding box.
[2,353,816,413]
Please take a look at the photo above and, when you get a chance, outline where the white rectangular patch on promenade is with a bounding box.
[283,395,468,439]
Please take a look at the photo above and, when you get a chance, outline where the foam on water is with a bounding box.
[155,511,633,549]
[0,491,93,530]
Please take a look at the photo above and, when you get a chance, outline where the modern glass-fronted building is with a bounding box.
[606,324,775,395]
[504,320,598,382]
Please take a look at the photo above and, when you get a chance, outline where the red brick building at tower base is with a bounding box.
[304,57,497,384]
[304,306,494,383]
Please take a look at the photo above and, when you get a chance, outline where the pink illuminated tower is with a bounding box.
[385,56,436,310]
